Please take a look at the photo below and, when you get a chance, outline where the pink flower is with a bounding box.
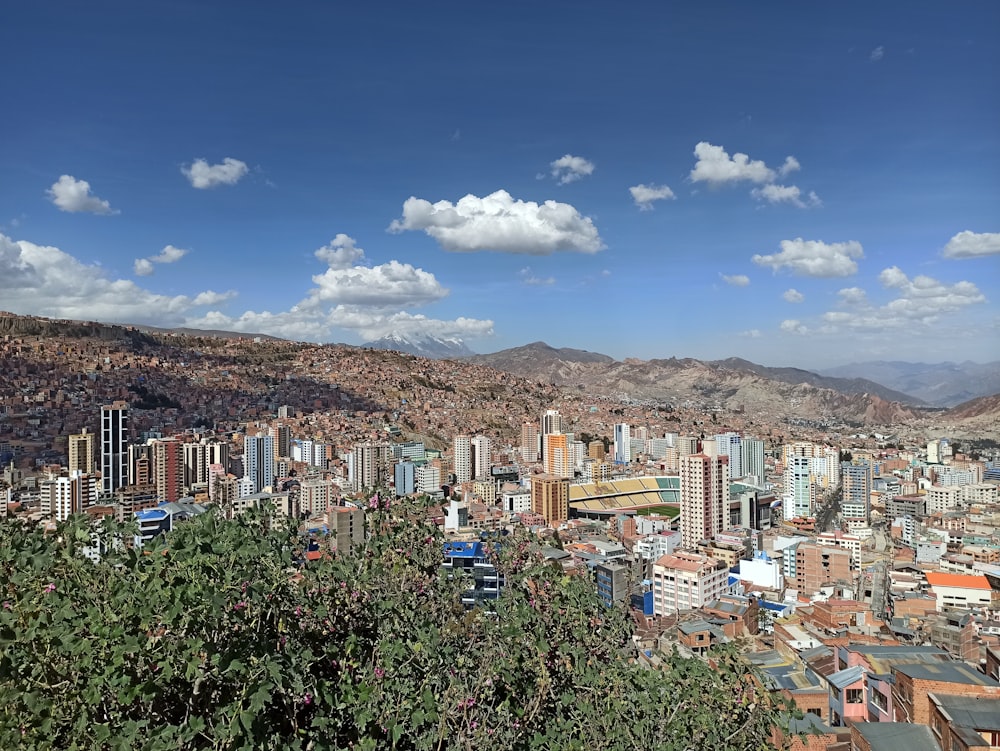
[374,667,385,679]
[43,583,56,594]
[303,693,312,706]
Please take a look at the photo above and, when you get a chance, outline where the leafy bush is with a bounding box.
[0,503,787,750]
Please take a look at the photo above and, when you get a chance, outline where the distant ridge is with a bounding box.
[821,360,1000,407]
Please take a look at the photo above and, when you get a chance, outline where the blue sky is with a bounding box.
[1,1,998,368]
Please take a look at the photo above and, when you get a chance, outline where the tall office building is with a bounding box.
[841,461,873,526]
[351,441,392,493]
[588,440,606,463]
[68,428,95,476]
[453,435,473,484]
[100,401,129,496]
[394,461,416,497]
[269,424,292,462]
[739,438,765,486]
[676,435,699,457]
[680,453,729,549]
[153,437,184,503]
[714,433,742,480]
[45,471,99,522]
[521,422,539,463]
[244,433,276,494]
[613,423,630,465]
[415,463,441,495]
[471,435,492,480]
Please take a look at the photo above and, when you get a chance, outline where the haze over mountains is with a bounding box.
[820,360,1000,407]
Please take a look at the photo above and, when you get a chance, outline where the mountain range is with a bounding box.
[820,360,1000,407]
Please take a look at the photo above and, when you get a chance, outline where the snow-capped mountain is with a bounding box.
[364,332,474,359]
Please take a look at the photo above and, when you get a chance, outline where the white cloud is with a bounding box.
[942,230,1000,259]
[751,184,821,208]
[752,238,864,277]
[192,290,237,306]
[46,175,118,215]
[549,154,595,184]
[133,244,190,276]
[819,268,985,332]
[388,189,604,254]
[870,46,885,62]
[326,308,494,342]
[0,233,203,324]
[782,288,804,303]
[315,234,367,268]
[780,319,809,335]
[721,273,750,287]
[519,267,555,286]
[690,142,776,185]
[181,157,249,189]
[778,156,800,177]
[133,258,155,276]
[740,329,762,338]
[629,183,675,210]
[311,260,447,307]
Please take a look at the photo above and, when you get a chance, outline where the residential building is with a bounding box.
[613,423,630,464]
[650,551,729,615]
[530,474,569,525]
[680,453,729,548]
[67,428,95,476]
[452,434,472,484]
[471,434,491,480]
[841,461,873,527]
[924,572,993,612]
[351,440,392,492]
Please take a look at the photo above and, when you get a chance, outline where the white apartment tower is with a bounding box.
[471,435,492,480]
[613,423,630,465]
[453,435,473,485]
[680,453,729,549]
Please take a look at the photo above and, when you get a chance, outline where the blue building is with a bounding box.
[394,461,416,497]
[442,540,502,607]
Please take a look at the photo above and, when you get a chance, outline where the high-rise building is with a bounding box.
[785,455,815,520]
[842,461,873,526]
[613,423,630,465]
[588,440,606,463]
[394,461,416,497]
[520,422,539,463]
[270,424,292,462]
[415,463,441,495]
[544,433,571,478]
[153,437,184,503]
[530,474,569,525]
[680,453,729,549]
[44,471,99,521]
[68,428,95,476]
[471,435,492,480]
[100,401,129,496]
[351,441,392,492]
[714,433,742,479]
[453,435,472,484]
[676,436,699,457]
[540,409,563,464]
[244,433,276,494]
[739,438,765,486]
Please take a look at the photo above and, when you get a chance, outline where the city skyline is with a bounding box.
[1,2,998,368]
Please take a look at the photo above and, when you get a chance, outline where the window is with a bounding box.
[871,690,888,712]
[846,688,863,704]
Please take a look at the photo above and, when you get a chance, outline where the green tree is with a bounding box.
[0,503,791,750]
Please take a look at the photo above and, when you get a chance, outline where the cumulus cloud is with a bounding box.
[752,238,864,277]
[690,143,819,208]
[783,288,804,303]
[519,267,555,286]
[778,156,800,177]
[780,319,809,335]
[388,189,604,254]
[133,258,155,276]
[751,184,821,208]
[721,273,750,287]
[0,233,216,324]
[820,268,985,332]
[549,154,595,184]
[133,245,190,276]
[629,183,675,210]
[181,157,249,189]
[315,234,367,268]
[311,260,447,307]
[326,308,494,342]
[192,290,237,306]
[740,329,762,338]
[690,142,776,185]
[870,46,885,62]
[942,230,1000,259]
[46,175,118,215]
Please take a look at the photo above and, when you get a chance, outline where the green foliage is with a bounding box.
[0,504,788,750]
